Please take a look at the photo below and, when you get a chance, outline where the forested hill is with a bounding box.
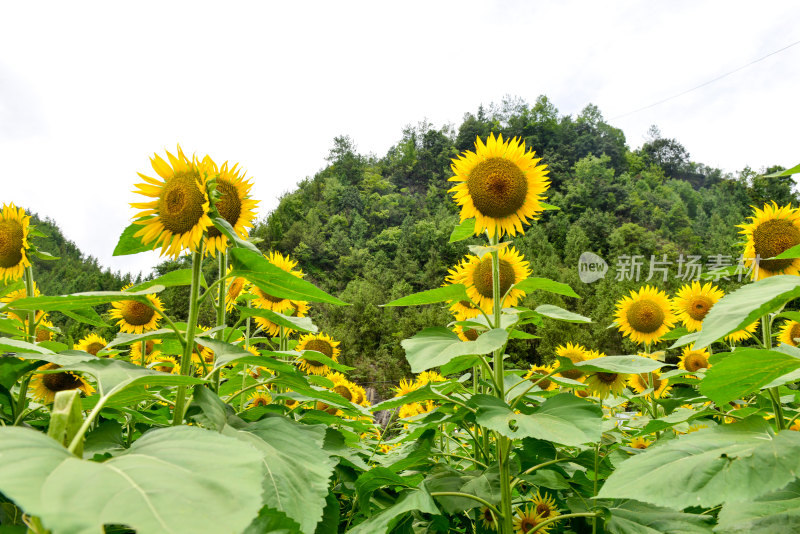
[247,96,795,390]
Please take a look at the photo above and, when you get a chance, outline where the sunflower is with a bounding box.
[393,379,419,397]
[130,339,162,366]
[252,252,305,314]
[726,321,759,344]
[448,296,481,321]
[295,332,341,375]
[584,371,628,399]
[152,355,179,374]
[672,281,724,332]
[35,319,55,343]
[630,436,651,449]
[0,203,31,282]
[449,133,549,239]
[75,333,109,357]
[247,390,272,408]
[629,370,671,399]
[531,492,560,523]
[416,370,445,386]
[1,283,45,324]
[739,202,800,280]
[523,364,557,391]
[614,285,676,344]
[254,300,309,337]
[191,327,215,373]
[678,345,711,374]
[453,324,480,341]
[131,146,215,258]
[29,363,95,404]
[479,506,498,531]
[513,504,550,534]
[110,285,165,334]
[447,247,530,313]
[779,320,800,347]
[554,342,590,380]
[225,266,251,311]
[202,157,259,257]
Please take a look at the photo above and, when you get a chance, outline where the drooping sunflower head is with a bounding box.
[110,285,165,334]
[672,281,724,332]
[678,345,711,374]
[629,370,671,399]
[131,146,215,258]
[584,371,628,400]
[0,203,31,282]
[416,370,446,386]
[480,505,498,531]
[152,355,179,374]
[225,265,251,312]
[523,364,557,391]
[779,320,800,347]
[453,324,481,342]
[30,363,95,404]
[555,342,590,380]
[252,251,305,314]
[35,319,56,343]
[295,332,341,375]
[393,378,419,397]
[630,436,651,449]
[614,285,676,345]
[449,133,549,239]
[74,333,109,357]
[531,491,560,522]
[254,300,309,337]
[130,339,162,366]
[512,504,549,534]
[739,202,800,280]
[725,321,759,344]
[448,247,531,314]
[247,390,272,408]
[203,157,259,257]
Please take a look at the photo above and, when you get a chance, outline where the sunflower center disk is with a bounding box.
[597,372,618,384]
[86,342,105,356]
[528,371,552,390]
[122,300,156,326]
[158,171,206,234]
[466,158,528,218]
[687,296,713,321]
[333,385,352,401]
[207,180,243,238]
[43,371,82,392]
[257,287,285,304]
[791,324,800,345]
[559,351,585,380]
[685,354,708,372]
[463,328,479,341]
[753,219,800,272]
[626,300,665,333]
[472,258,516,299]
[0,220,24,268]
[303,339,333,365]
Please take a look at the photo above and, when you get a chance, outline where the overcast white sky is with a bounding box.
[2,0,798,278]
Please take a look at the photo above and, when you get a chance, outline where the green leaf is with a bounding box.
[112,220,153,256]
[129,268,203,292]
[401,327,508,373]
[370,382,458,411]
[236,306,318,333]
[83,420,126,458]
[694,275,800,348]
[764,162,800,178]
[228,417,336,534]
[598,417,800,509]
[346,487,439,534]
[700,348,800,405]
[244,506,302,534]
[32,249,59,261]
[473,394,602,446]
[230,248,347,306]
[0,317,23,337]
[211,216,261,254]
[47,390,85,454]
[775,243,800,260]
[535,304,591,323]
[603,499,714,534]
[0,426,265,534]
[514,278,580,298]
[449,218,475,243]
[0,357,39,389]
[104,329,182,349]
[573,355,663,374]
[0,337,53,354]
[355,467,413,511]
[3,287,164,312]
[539,201,560,211]
[384,284,469,307]
[716,480,800,533]
[61,307,111,328]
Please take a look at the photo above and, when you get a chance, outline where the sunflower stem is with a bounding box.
[592,441,600,534]
[212,251,227,393]
[762,314,787,430]
[172,246,205,426]
[240,299,252,412]
[139,340,147,367]
[23,265,36,344]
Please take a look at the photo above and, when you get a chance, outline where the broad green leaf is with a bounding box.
[602,499,714,534]
[61,307,111,328]
[449,218,476,243]
[669,331,700,349]
[104,329,182,349]
[236,306,318,333]
[370,382,459,411]
[346,487,439,534]
[0,280,24,299]
[129,268,203,292]
[32,249,59,261]
[355,467,413,511]
[0,317,24,336]
[661,326,690,340]
[401,327,508,373]
[315,494,340,534]
[244,506,302,534]
[112,220,153,256]
[83,420,126,458]
[699,348,800,405]
[716,480,800,533]
[572,355,663,374]
[380,429,436,473]
[694,275,800,348]
[775,243,800,260]
[508,330,540,340]
[764,162,800,178]
[514,277,580,298]
[230,248,347,306]
[599,417,800,509]
[3,287,164,312]
[211,217,261,254]
[473,394,602,446]
[384,284,469,307]
[0,337,53,354]
[47,390,84,454]
[0,357,39,389]
[535,304,591,323]
[228,417,336,534]
[425,466,481,513]
[540,201,560,210]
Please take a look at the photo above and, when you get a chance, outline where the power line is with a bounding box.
[610,39,800,121]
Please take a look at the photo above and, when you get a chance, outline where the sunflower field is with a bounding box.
[2,136,800,534]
